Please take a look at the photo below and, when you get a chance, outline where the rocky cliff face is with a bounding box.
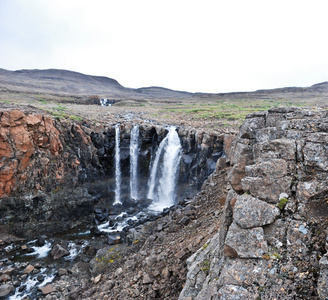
[179,107,328,299]
[0,108,224,239]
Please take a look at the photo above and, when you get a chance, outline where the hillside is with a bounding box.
[0,68,192,99]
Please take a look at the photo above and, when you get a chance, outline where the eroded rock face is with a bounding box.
[0,108,225,238]
[180,107,328,300]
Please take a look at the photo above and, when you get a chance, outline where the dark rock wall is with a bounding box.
[0,109,225,238]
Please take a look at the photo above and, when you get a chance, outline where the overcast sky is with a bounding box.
[1,0,328,93]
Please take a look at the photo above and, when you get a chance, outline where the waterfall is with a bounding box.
[130,125,140,200]
[114,125,122,205]
[147,134,168,201]
[148,127,182,211]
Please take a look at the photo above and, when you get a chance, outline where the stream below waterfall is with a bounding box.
[0,125,187,299]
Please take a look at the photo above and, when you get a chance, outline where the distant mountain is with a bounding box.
[0,68,192,99]
[0,68,327,101]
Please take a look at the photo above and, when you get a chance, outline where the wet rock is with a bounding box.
[51,244,70,260]
[94,207,109,222]
[37,274,45,281]
[90,226,103,237]
[225,222,268,258]
[107,234,121,245]
[36,236,46,247]
[233,194,280,228]
[0,284,15,297]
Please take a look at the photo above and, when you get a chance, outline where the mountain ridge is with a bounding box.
[1,68,328,100]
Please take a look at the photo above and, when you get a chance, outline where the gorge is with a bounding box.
[1,73,328,299]
[0,106,224,299]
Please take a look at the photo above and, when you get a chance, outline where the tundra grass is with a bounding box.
[160,99,310,125]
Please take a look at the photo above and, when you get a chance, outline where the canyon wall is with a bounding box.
[180,107,328,299]
[0,109,224,238]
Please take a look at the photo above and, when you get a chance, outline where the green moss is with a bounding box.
[69,115,83,121]
[200,260,210,274]
[278,197,289,210]
[202,243,209,250]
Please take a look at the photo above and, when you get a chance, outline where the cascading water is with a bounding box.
[147,133,168,201]
[148,127,182,211]
[130,125,140,200]
[114,125,122,205]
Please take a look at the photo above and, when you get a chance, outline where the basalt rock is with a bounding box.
[180,107,328,300]
[0,108,226,238]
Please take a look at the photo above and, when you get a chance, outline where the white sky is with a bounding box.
[1,0,328,93]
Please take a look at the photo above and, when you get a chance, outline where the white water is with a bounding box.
[97,212,138,233]
[9,269,55,300]
[130,125,140,200]
[148,127,182,211]
[114,125,122,205]
[25,240,52,258]
[147,133,169,200]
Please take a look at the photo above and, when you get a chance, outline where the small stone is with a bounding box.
[107,234,121,245]
[58,268,68,276]
[94,274,101,283]
[37,274,45,282]
[142,273,154,284]
[179,216,191,226]
[0,274,10,282]
[223,245,239,258]
[115,267,123,277]
[51,244,70,260]
[23,264,34,274]
[145,255,157,267]
[36,236,46,247]
[175,249,187,259]
[0,267,15,275]
[39,284,56,295]
[90,226,103,237]
[0,284,15,297]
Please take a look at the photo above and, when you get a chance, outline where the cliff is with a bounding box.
[0,108,224,239]
[180,107,328,299]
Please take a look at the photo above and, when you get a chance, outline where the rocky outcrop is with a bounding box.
[180,107,328,299]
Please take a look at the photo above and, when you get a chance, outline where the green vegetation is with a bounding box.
[53,104,67,112]
[95,245,121,264]
[278,197,289,210]
[202,243,209,250]
[200,260,211,274]
[159,99,309,126]
[0,100,11,104]
[69,115,83,121]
